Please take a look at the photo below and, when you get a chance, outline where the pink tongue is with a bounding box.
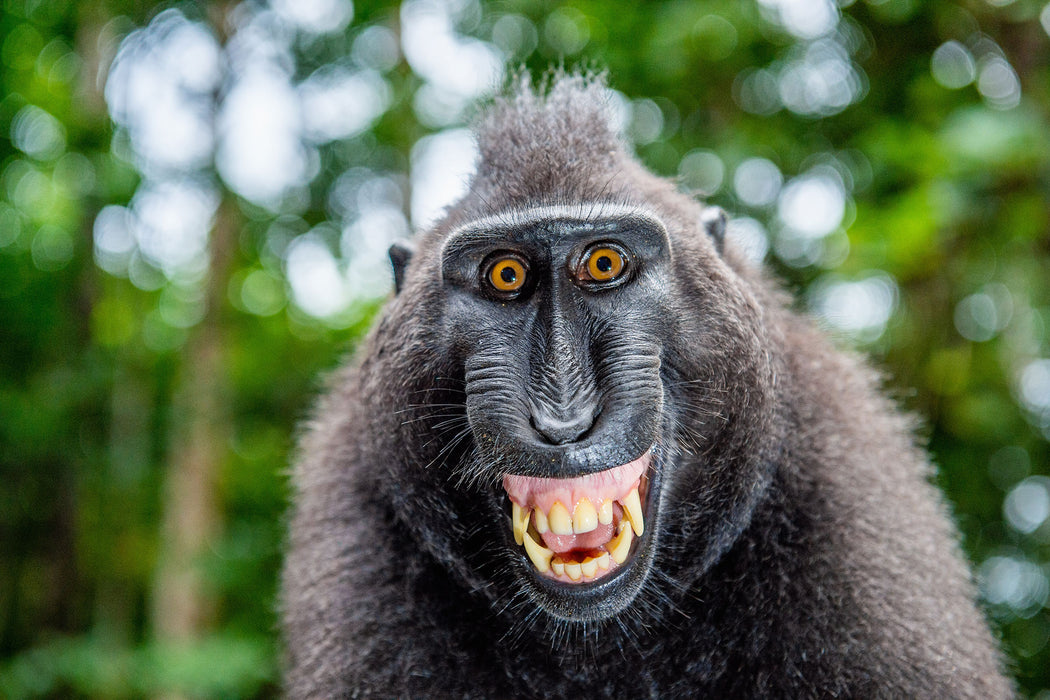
[542,521,616,553]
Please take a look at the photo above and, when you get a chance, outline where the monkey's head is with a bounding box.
[375,76,779,630]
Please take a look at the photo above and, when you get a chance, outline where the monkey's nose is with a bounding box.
[530,408,595,445]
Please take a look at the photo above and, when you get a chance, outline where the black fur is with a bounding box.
[700,205,727,253]
[281,75,1011,698]
[388,241,414,295]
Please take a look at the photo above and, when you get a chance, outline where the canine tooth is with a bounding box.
[573,498,598,533]
[596,552,611,570]
[552,559,565,576]
[598,499,613,525]
[621,487,644,536]
[564,562,582,581]
[581,557,598,578]
[608,521,634,565]
[523,531,553,573]
[533,507,548,534]
[512,502,530,546]
[548,501,573,535]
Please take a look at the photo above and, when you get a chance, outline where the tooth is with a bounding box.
[552,559,565,577]
[573,498,598,533]
[596,552,611,570]
[533,507,548,534]
[581,557,598,578]
[608,521,634,565]
[548,501,573,535]
[598,499,613,525]
[512,502,530,546]
[621,487,644,536]
[523,531,553,573]
[564,562,582,581]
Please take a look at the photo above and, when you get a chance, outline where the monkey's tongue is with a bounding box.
[502,451,649,583]
[539,522,616,552]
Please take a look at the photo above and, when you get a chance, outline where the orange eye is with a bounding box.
[487,256,528,293]
[582,246,626,283]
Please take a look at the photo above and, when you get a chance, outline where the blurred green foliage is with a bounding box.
[1,0,1048,697]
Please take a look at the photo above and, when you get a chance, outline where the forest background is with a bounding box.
[1,0,1049,696]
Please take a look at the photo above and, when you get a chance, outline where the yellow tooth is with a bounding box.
[598,499,613,525]
[595,552,611,570]
[573,498,598,533]
[548,501,573,535]
[512,502,530,546]
[608,521,634,564]
[621,487,644,536]
[564,562,582,581]
[533,507,548,534]
[581,557,598,578]
[523,531,553,573]
[551,559,565,577]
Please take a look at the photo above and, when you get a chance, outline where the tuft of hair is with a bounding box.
[465,71,634,212]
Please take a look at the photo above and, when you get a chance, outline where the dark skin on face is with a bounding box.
[440,211,671,476]
[378,196,776,631]
[438,210,674,619]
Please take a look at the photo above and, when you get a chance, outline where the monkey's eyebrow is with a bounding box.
[442,203,665,254]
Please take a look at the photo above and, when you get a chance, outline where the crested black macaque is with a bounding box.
[281,75,1012,698]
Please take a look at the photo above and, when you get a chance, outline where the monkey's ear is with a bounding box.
[700,206,727,254]
[389,241,416,294]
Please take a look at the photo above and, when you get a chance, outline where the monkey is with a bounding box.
[280,74,1012,698]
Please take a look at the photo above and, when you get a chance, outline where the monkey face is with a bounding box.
[436,205,678,621]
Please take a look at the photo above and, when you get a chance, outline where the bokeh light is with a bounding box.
[410,128,478,231]
[931,41,976,89]
[980,555,1050,617]
[271,0,353,35]
[285,231,349,319]
[1004,477,1050,535]
[734,157,783,208]
[679,149,725,195]
[977,55,1022,110]
[9,105,66,161]
[757,0,838,40]
[105,10,221,174]
[809,272,898,343]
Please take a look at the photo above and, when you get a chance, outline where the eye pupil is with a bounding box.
[500,266,517,284]
[596,255,613,273]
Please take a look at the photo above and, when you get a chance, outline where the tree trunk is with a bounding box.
[151,196,236,646]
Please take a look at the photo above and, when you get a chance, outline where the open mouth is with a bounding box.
[502,449,651,584]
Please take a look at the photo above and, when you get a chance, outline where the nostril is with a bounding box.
[530,410,595,445]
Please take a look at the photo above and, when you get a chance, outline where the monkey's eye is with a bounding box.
[575,244,629,286]
[485,254,529,295]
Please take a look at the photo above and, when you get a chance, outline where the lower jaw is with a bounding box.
[522,530,654,622]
